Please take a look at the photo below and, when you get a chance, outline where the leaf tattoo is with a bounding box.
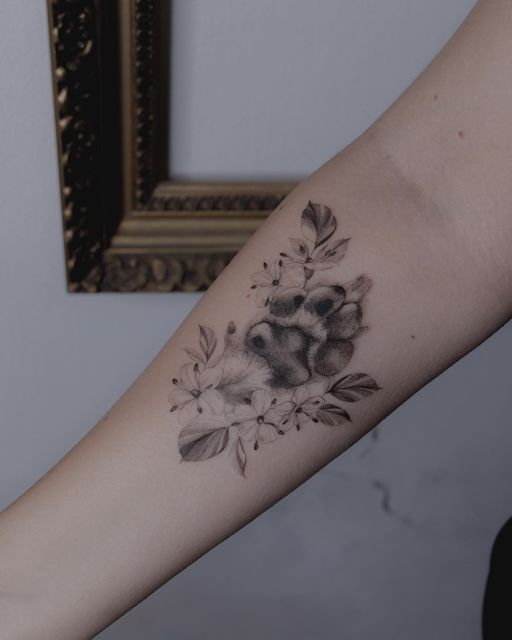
[315,404,351,426]
[179,421,230,461]
[199,325,217,362]
[301,201,337,248]
[170,202,381,476]
[234,437,247,477]
[326,373,381,403]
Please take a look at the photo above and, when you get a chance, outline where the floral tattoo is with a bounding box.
[170,202,381,476]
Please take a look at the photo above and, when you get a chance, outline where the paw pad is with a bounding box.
[246,281,368,387]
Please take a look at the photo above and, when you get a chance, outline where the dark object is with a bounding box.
[482,517,512,639]
[47,0,293,292]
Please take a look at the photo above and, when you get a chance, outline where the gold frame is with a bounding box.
[47,0,294,292]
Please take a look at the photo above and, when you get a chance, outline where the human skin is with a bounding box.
[2,0,512,637]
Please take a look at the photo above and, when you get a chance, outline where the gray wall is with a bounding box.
[170,0,476,181]
[1,1,511,639]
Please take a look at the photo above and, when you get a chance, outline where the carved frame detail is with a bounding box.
[47,0,294,292]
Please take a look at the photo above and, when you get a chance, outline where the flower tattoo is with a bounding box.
[250,258,303,307]
[233,389,282,449]
[275,386,325,431]
[170,202,381,476]
[169,363,224,423]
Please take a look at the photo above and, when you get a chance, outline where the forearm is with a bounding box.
[2,1,512,638]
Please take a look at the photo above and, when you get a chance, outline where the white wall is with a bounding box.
[1,2,511,639]
[170,0,476,180]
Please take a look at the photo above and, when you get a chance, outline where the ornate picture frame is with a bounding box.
[47,0,294,292]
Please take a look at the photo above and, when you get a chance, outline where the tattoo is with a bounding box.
[170,202,381,476]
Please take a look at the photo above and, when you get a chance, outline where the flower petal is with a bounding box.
[199,388,225,413]
[303,395,324,411]
[296,411,310,425]
[233,403,256,421]
[169,387,194,406]
[251,271,271,286]
[292,386,309,404]
[237,419,258,440]
[275,400,295,416]
[268,260,280,280]
[310,261,338,271]
[251,389,271,415]
[199,366,222,390]
[256,423,280,445]
[179,363,199,390]
[178,398,200,423]
[279,410,297,429]
[255,286,272,307]
[264,408,280,425]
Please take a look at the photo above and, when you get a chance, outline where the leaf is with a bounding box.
[315,238,350,264]
[178,422,229,461]
[289,238,309,257]
[184,347,206,365]
[315,403,351,426]
[235,437,247,476]
[327,373,381,402]
[199,325,217,362]
[301,202,337,248]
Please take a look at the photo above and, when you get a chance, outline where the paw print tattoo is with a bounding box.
[170,202,381,476]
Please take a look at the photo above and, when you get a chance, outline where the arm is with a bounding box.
[2,1,512,637]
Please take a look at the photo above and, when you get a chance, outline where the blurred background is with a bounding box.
[1,1,511,638]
